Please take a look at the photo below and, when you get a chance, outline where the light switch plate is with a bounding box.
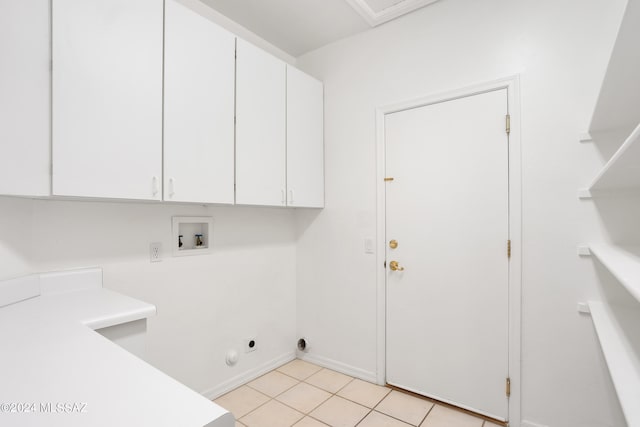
[364,237,375,254]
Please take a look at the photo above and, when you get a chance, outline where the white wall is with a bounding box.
[294,0,628,425]
[0,197,34,280]
[0,0,299,402]
[176,0,296,64]
[0,197,297,397]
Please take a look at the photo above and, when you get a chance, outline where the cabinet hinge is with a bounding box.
[384,260,387,268]
[507,240,511,259]
[506,377,511,397]
[506,114,511,136]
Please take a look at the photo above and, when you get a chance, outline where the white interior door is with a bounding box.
[385,89,510,420]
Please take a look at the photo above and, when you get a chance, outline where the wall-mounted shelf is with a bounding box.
[172,216,212,257]
[590,244,640,304]
[581,0,640,198]
[582,2,640,425]
[588,0,640,136]
[588,301,640,427]
[588,123,640,192]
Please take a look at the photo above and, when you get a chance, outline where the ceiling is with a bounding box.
[199,0,440,57]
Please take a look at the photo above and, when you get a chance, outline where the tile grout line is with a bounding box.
[305,413,331,426]
[241,381,308,424]
[352,404,373,427]
[232,393,274,423]
[361,388,430,427]
[332,375,355,394]
[418,400,437,426]
[282,368,394,426]
[275,367,322,382]
[236,361,325,423]
[275,388,332,421]
[218,361,325,426]
[300,369,373,427]
[369,409,421,427]
[312,376,371,427]
[350,385,395,427]
[244,376,300,399]
[242,372,355,425]
[386,385,499,426]
[229,361,486,427]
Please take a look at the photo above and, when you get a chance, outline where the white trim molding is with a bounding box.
[375,75,522,427]
[298,353,378,384]
[344,0,440,27]
[200,351,296,400]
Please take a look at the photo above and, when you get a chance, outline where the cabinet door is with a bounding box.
[286,66,324,208]
[164,0,235,204]
[52,0,163,200]
[235,39,286,206]
[0,0,50,196]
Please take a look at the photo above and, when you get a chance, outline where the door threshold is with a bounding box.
[385,384,508,426]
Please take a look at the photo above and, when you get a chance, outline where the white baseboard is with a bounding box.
[298,352,377,384]
[521,421,549,427]
[201,351,296,400]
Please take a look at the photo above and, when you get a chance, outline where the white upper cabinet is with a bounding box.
[0,1,51,196]
[286,66,324,208]
[235,39,287,206]
[1,0,324,207]
[52,0,163,200]
[164,0,235,204]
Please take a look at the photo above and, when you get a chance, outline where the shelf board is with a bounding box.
[589,0,640,134]
[588,301,640,427]
[590,243,640,304]
[589,122,640,191]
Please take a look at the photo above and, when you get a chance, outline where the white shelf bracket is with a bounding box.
[577,246,591,256]
[579,133,593,143]
[578,189,592,199]
[577,302,591,314]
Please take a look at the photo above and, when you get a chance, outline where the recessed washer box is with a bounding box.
[172,216,213,257]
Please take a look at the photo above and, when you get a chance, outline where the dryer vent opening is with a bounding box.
[297,338,309,352]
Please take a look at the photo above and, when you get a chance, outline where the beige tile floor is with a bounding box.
[214,359,504,427]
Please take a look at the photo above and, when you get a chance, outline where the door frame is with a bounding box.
[374,76,522,426]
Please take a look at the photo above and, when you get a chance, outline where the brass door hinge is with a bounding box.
[506,114,511,135]
[507,240,511,259]
[506,377,511,397]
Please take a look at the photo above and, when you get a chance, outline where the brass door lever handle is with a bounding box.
[389,261,405,271]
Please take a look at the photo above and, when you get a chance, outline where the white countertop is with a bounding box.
[0,270,233,427]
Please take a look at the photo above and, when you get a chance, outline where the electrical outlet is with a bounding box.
[150,242,162,262]
[245,337,257,353]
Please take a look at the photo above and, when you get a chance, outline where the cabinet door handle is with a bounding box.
[281,188,286,204]
[169,177,175,197]
[152,176,159,196]
[288,189,294,204]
